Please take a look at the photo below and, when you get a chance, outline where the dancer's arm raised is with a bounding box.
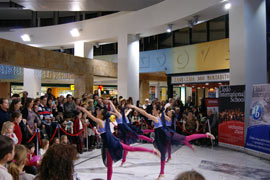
[162,104,171,122]
[77,106,104,129]
[127,104,159,123]
[109,100,121,119]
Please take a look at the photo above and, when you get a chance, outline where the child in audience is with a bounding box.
[8,144,35,180]
[1,121,18,144]
[52,137,60,145]
[11,112,23,144]
[60,135,68,145]
[0,135,14,180]
[25,143,39,175]
[40,139,49,157]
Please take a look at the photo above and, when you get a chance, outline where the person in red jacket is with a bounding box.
[74,110,84,154]
[11,112,22,144]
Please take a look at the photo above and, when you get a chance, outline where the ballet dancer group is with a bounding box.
[77,99,215,180]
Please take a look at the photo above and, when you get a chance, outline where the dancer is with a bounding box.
[77,106,160,180]
[109,101,154,166]
[128,104,215,180]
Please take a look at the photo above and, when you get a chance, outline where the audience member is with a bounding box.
[175,170,205,180]
[0,98,10,134]
[0,135,14,180]
[8,144,35,180]
[35,144,77,180]
[1,121,18,144]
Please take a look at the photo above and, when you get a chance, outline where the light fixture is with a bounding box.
[70,28,80,37]
[205,83,209,85]
[221,0,228,2]
[224,3,231,10]
[167,24,172,33]
[188,15,200,29]
[21,34,31,42]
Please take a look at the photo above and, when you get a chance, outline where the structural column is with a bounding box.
[74,41,94,98]
[229,0,267,137]
[118,34,140,102]
[23,68,42,98]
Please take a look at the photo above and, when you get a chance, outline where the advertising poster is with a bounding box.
[218,85,245,147]
[245,84,270,154]
[205,98,219,115]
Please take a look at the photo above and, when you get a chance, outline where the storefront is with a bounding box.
[167,70,229,106]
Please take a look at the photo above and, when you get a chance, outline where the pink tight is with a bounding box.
[184,134,208,149]
[107,143,157,180]
[121,143,156,164]
[160,133,210,176]
[143,129,154,134]
[138,135,154,143]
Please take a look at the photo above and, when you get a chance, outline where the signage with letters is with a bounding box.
[171,73,230,84]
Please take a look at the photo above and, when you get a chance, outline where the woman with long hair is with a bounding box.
[128,104,215,180]
[77,106,160,180]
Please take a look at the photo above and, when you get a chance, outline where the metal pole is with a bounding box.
[86,131,89,152]
[58,123,60,139]
[207,119,213,148]
[36,129,39,155]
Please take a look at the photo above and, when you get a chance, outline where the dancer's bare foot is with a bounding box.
[166,157,171,163]
[156,174,164,180]
[153,148,161,158]
[206,132,215,140]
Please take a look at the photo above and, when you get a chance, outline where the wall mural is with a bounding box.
[95,38,229,74]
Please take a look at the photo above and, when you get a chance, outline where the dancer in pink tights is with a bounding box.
[128,104,215,180]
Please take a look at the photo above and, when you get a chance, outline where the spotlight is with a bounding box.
[70,28,80,37]
[188,20,194,28]
[167,24,172,33]
[224,3,231,10]
[21,34,31,42]
[94,42,100,48]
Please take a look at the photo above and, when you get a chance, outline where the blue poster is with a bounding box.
[245,84,270,154]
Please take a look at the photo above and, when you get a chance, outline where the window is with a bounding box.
[101,43,117,55]
[158,33,173,49]
[144,35,158,51]
[192,22,207,43]
[174,27,190,47]
[209,16,226,41]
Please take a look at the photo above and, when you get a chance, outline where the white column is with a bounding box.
[23,68,41,98]
[118,34,140,102]
[74,41,93,58]
[74,41,94,98]
[229,0,267,137]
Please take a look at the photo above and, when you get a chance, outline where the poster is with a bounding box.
[245,84,270,154]
[218,85,245,147]
[205,98,219,115]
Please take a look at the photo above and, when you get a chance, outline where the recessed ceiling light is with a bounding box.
[224,3,231,10]
[21,34,31,42]
[70,28,80,37]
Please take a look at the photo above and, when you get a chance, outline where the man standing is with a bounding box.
[64,94,76,117]
[38,96,53,137]
[0,98,9,134]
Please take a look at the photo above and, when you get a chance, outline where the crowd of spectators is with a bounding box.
[0,88,217,179]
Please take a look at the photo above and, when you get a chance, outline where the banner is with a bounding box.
[245,84,270,154]
[218,85,245,147]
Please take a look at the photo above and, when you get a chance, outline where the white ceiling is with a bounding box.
[11,0,164,11]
